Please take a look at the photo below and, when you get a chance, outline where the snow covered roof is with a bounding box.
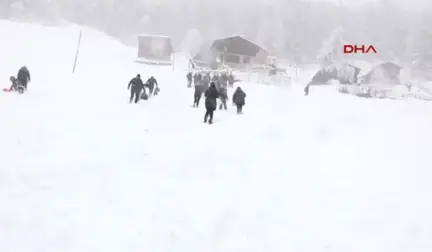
[138,34,171,39]
[211,35,268,56]
[346,60,375,76]
[212,35,267,50]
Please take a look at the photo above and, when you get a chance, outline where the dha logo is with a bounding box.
[343,44,377,54]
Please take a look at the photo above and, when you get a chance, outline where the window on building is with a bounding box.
[225,54,241,63]
[243,56,251,64]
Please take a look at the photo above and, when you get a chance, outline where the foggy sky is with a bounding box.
[310,0,428,10]
[3,0,432,63]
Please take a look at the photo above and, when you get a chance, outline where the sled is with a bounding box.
[3,88,25,94]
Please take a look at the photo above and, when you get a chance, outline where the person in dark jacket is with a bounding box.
[17,66,30,89]
[8,76,25,94]
[232,86,246,114]
[204,82,219,124]
[193,73,202,85]
[211,74,218,84]
[128,74,144,103]
[145,76,158,96]
[222,73,229,86]
[193,83,204,108]
[228,74,235,87]
[218,85,228,110]
[304,83,310,96]
[187,72,192,87]
[153,86,160,96]
[202,73,210,90]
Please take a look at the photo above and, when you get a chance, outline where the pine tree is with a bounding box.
[407,12,432,72]
[180,29,203,58]
[317,27,344,68]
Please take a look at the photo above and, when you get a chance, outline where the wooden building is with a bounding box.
[193,36,269,69]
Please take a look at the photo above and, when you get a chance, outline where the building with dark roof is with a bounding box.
[193,36,269,69]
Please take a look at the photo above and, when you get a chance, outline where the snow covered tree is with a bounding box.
[404,6,432,75]
[8,0,25,19]
[317,27,344,69]
[255,7,276,52]
[179,29,203,58]
[407,29,432,72]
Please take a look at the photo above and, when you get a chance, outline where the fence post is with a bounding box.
[172,53,175,72]
[72,29,82,74]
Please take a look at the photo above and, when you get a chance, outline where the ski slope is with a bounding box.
[1,20,432,252]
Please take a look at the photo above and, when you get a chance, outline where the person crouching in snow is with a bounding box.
[145,76,158,97]
[8,76,25,94]
[204,82,219,124]
[232,86,246,114]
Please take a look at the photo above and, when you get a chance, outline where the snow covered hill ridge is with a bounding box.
[0,19,136,80]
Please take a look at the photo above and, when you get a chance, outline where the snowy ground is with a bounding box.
[1,20,432,252]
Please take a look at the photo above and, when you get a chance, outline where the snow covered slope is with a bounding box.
[1,20,432,252]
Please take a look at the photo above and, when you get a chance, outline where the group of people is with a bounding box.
[187,71,236,89]
[129,70,246,124]
[200,82,246,124]
[189,71,246,124]
[189,71,235,108]
[6,66,31,94]
[5,65,245,125]
[127,74,159,103]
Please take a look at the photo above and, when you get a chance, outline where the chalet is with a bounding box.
[193,36,269,69]
[360,62,403,85]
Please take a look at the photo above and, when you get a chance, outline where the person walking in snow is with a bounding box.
[232,86,246,114]
[145,76,158,96]
[304,83,310,96]
[202,73,210,90]
[128,74,144,104]
[193,73,202,86]
[218,84,228,110]
[211,74,218,86]
[193,82,205,108]
[204,82,219,124]
[406,81,412,92]
[187,72,192,87]
[228,73,236,87]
